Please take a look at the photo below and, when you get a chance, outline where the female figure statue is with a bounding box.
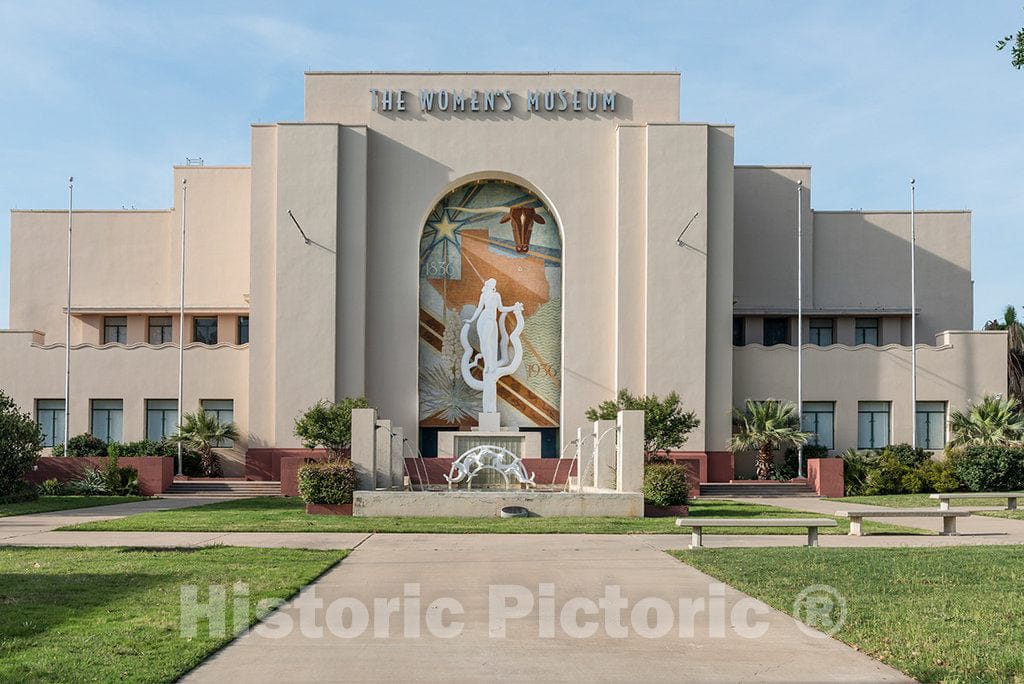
[460,278,525,416]
[465,278,520,370]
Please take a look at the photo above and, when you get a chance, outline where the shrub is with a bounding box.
[863,452,910,495]
[298,460,358,505]
[103,466,140,496]
[586,390,700,458]
[841,449,879,496]
[51,433,107,457]
[108,440,175,457]
[294,397,370,460]
[949,446,1024,492]
[916,458,961,493]
[0,390,43,497]
[0,484,38,504]
[880,443,929,468]
[67,467,110,495]
[643,462,690,507]
[38,478,64,496]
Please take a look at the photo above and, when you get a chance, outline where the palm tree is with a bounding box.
[170,407,240,477]
[983,305,1024,399]
[730,399,812,480]
[949,394,1024,448]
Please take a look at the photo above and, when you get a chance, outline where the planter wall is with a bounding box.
[807,458,844,498]
[28,456,175,495]
[305,502,353,516]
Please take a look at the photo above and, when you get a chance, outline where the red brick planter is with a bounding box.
[305,502,353,516]
[28,456,174,495]
[644,504,689,517]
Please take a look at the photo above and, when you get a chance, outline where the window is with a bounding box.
[763,317,789,346]
[858,401,890,449]
[37,399,65,448]
[917,401,947,450]
[148,316,173,344]
[103,316,127,344]
[90,399,123,443]
[193,317,218,345]
[732,317,745,346]
[855,318,879,346]
[809,318,834,346]
[146,399,178,441]
[801,402,835,450]
[238,316,249,345]
[201,399,234,447]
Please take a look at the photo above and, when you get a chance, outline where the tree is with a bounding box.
[0,390,43,497]
[585,390,700,458]
[997,11,1024,69]
[170,407,240,477]
[730,399,811,481]
[293,397,371,460]
[949,394,1024,448]
[983,305,1024,399]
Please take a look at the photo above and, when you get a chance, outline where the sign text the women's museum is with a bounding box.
[369,88,617,114]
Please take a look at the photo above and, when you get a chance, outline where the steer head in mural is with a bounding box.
[500,206,546,253]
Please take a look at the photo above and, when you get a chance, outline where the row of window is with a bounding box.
[36,399,234,447]
[733,317,881,347]
[102,316,250,345]
[799,400,946,451]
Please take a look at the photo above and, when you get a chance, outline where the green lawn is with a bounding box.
[0,546,347,683]
[827,493,1024,520]
[0,495,147,517]
[671,545,1024,682]
[61,497,924,535]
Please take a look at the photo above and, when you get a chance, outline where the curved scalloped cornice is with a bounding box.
[31,341,249,351]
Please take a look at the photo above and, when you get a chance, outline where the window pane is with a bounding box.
[810,319,834,346]
[104,316,127,344]
[855,318,879,346]
[238,316,249,345]
[916,402,946,449]
[202,399,234,447]
[37,400,65,448]
[857,411,872,449]
[149,316,172,344]
[817,412,835,449]
[146,400,178,441]
[802,402,834,450]
[764,318,789,346]
[194,317,218,345]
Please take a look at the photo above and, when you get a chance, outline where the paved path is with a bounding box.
[183,533,909,683]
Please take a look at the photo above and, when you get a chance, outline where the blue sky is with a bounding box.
[1,1,1021,328]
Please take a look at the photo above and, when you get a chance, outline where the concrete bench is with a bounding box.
[930,492,1022,511]
[675,517,838,548]
[836,508,970,536]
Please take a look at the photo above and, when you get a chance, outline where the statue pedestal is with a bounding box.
[476,412,502,432]
[437,428,541,459]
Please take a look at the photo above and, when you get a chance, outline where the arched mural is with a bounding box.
[418,179,561,455]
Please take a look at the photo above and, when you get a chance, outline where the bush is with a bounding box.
[38,478,64,496]
[0,484,38,504]
[298,460,358,505]
[880,443,929,468]
[643,462,690,507]
[841,449,879,496]
[103,466,140,496]
[863,452,910,495]
[949,446,1024,492]
[108,440,175,457]
[586,390,700,458]
[294,397,370,460]
[51,433,107,457]
[0,390,43,497]
[916,458,961,493]
[67,467,110,495]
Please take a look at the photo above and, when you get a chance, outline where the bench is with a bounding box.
[675,518,838,548]
[930,492,1023,511]
[835,508,970,536]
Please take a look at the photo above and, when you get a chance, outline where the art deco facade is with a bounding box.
[1,72,1006,478]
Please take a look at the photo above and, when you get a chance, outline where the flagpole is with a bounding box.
[63,177,73,456]
[910,178,917,448]
[797,179,804,478]
[177,178,186,476]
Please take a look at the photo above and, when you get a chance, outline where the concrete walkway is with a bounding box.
[183,533,910,683]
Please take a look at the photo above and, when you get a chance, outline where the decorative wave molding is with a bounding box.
[737,343,954,352]
[31,341,249,351]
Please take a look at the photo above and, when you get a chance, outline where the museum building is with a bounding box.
[0,72,1007,479]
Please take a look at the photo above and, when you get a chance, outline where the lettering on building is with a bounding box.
[369,88,617,115]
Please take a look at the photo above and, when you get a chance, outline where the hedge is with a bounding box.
[949,446,1024,492]
[642,462,690,507]
[297,460,358,505]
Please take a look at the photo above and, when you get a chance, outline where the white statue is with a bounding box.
[444,445,536,489]
[460,278,525,415]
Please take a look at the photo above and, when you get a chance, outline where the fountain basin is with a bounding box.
[353,490,643,518]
